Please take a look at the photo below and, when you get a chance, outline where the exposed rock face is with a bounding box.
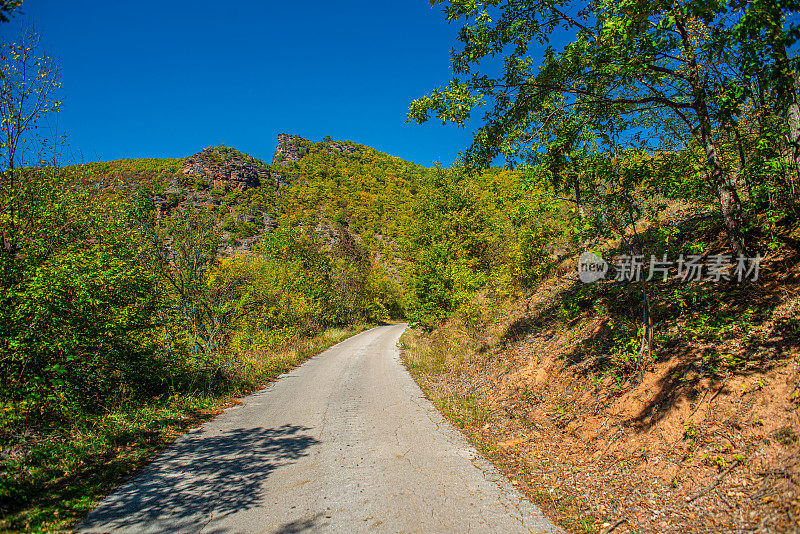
[153,194,171,219]
[182,147,271,192]
[176,135,362,199]
[145,134,380,261]
[272,133,309,166]
[271,133,362,168]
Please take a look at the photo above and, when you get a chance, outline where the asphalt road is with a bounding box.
[80,324,560,533]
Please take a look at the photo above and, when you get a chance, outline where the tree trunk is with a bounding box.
[701,128,748,256]
[573,176,584,219]
[732,127,753,202]
[674,13,747,256]
[2,165,16,257]
[693,85,747,256]
[787,102,800,183]
[772,38,800,186]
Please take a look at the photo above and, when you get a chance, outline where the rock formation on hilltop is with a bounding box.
[153,134,368,243]
[272,134,309,166]
[272,133,361,167]
[181,146,272,192]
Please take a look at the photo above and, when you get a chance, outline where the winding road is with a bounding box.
[80,324,560,533]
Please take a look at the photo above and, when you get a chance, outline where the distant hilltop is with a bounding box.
[151,133,370,255]
[273,133,361,166]
[177,134,363,195]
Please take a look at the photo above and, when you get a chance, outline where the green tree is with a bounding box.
[0,25,61,266]
[733,0,800,210]
[0,0,21,23]
[408,0,800,255]
[404,167,503,326]
[149,205,223,356]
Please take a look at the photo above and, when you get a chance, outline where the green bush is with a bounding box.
[221,217,236,232]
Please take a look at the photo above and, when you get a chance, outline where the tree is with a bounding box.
[0,25,66,411]
[0,24,61,262]
[734,0,800,204]
[0,1,21,24]
[147,205,223,356]
[408,0,799,256]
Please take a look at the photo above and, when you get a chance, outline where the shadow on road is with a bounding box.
[269,513,327,533]
[80,424,319,530]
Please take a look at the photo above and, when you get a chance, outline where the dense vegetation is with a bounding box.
[2,0,800,530]
[411,0,800,249]
[0,37,427,525]
[0,119,578,526]
[407,0,800,354]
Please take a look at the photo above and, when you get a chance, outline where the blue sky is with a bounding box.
[2,1,483,166]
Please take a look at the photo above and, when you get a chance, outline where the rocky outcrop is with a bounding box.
[271,133,362,168]
[182,147,271,192]
[272,133,309,166]
[143,135,377,258]
[174,135,363,199]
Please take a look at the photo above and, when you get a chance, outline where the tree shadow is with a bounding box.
[201,512,327,534]
[625,319,799,429]
[79,424,319,531]
[499,281,587,348]
[271,513,326,533]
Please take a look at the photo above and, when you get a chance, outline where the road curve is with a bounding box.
[80,324,560,533]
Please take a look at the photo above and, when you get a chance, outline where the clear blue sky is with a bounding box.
[2,1,483,166]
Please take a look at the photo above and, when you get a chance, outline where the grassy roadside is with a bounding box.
[0,325,371,533]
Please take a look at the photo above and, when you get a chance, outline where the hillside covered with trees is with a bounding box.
[2,0,800,531]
